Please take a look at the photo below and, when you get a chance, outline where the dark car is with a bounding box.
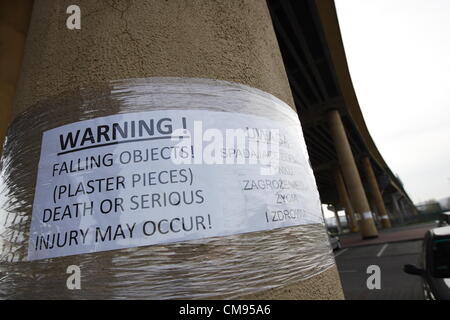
[436,211,450,227]
[404,226,450,300]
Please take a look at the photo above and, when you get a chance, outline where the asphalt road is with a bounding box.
[334,240,424,300]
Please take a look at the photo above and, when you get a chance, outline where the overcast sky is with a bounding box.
[333,0,450,204]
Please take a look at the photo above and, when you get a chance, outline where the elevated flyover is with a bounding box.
[268,0,417,237]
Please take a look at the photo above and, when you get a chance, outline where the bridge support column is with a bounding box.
[333,206,343,234]
[334,168,358,232]
[0,0,33,155]
[327,110,378,239]
[362,157,391,228]
[399,197,411,219]
[392,193,405,225]
[7,0,344,300]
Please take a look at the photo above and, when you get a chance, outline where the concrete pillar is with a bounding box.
[334,168,358,232]
[399,197,410,219]
[383,202,393,225]
[385,195,399,225]
[392,193,405,225]
[0,0,33,154]
[327,110,378,238]
[362,157,391,228]
[368,198,379,225]
[8,0,343,299]
[333,206,343,234]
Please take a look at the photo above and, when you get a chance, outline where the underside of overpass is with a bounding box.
[267,0,417,226]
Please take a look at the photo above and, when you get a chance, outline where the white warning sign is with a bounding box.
[28,109,323,260]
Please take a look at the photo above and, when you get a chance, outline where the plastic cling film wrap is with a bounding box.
[362,212,373,220]
[0,78,335,299]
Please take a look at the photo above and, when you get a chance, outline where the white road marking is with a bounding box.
[334,248,348,257]
[376,243,389,257]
